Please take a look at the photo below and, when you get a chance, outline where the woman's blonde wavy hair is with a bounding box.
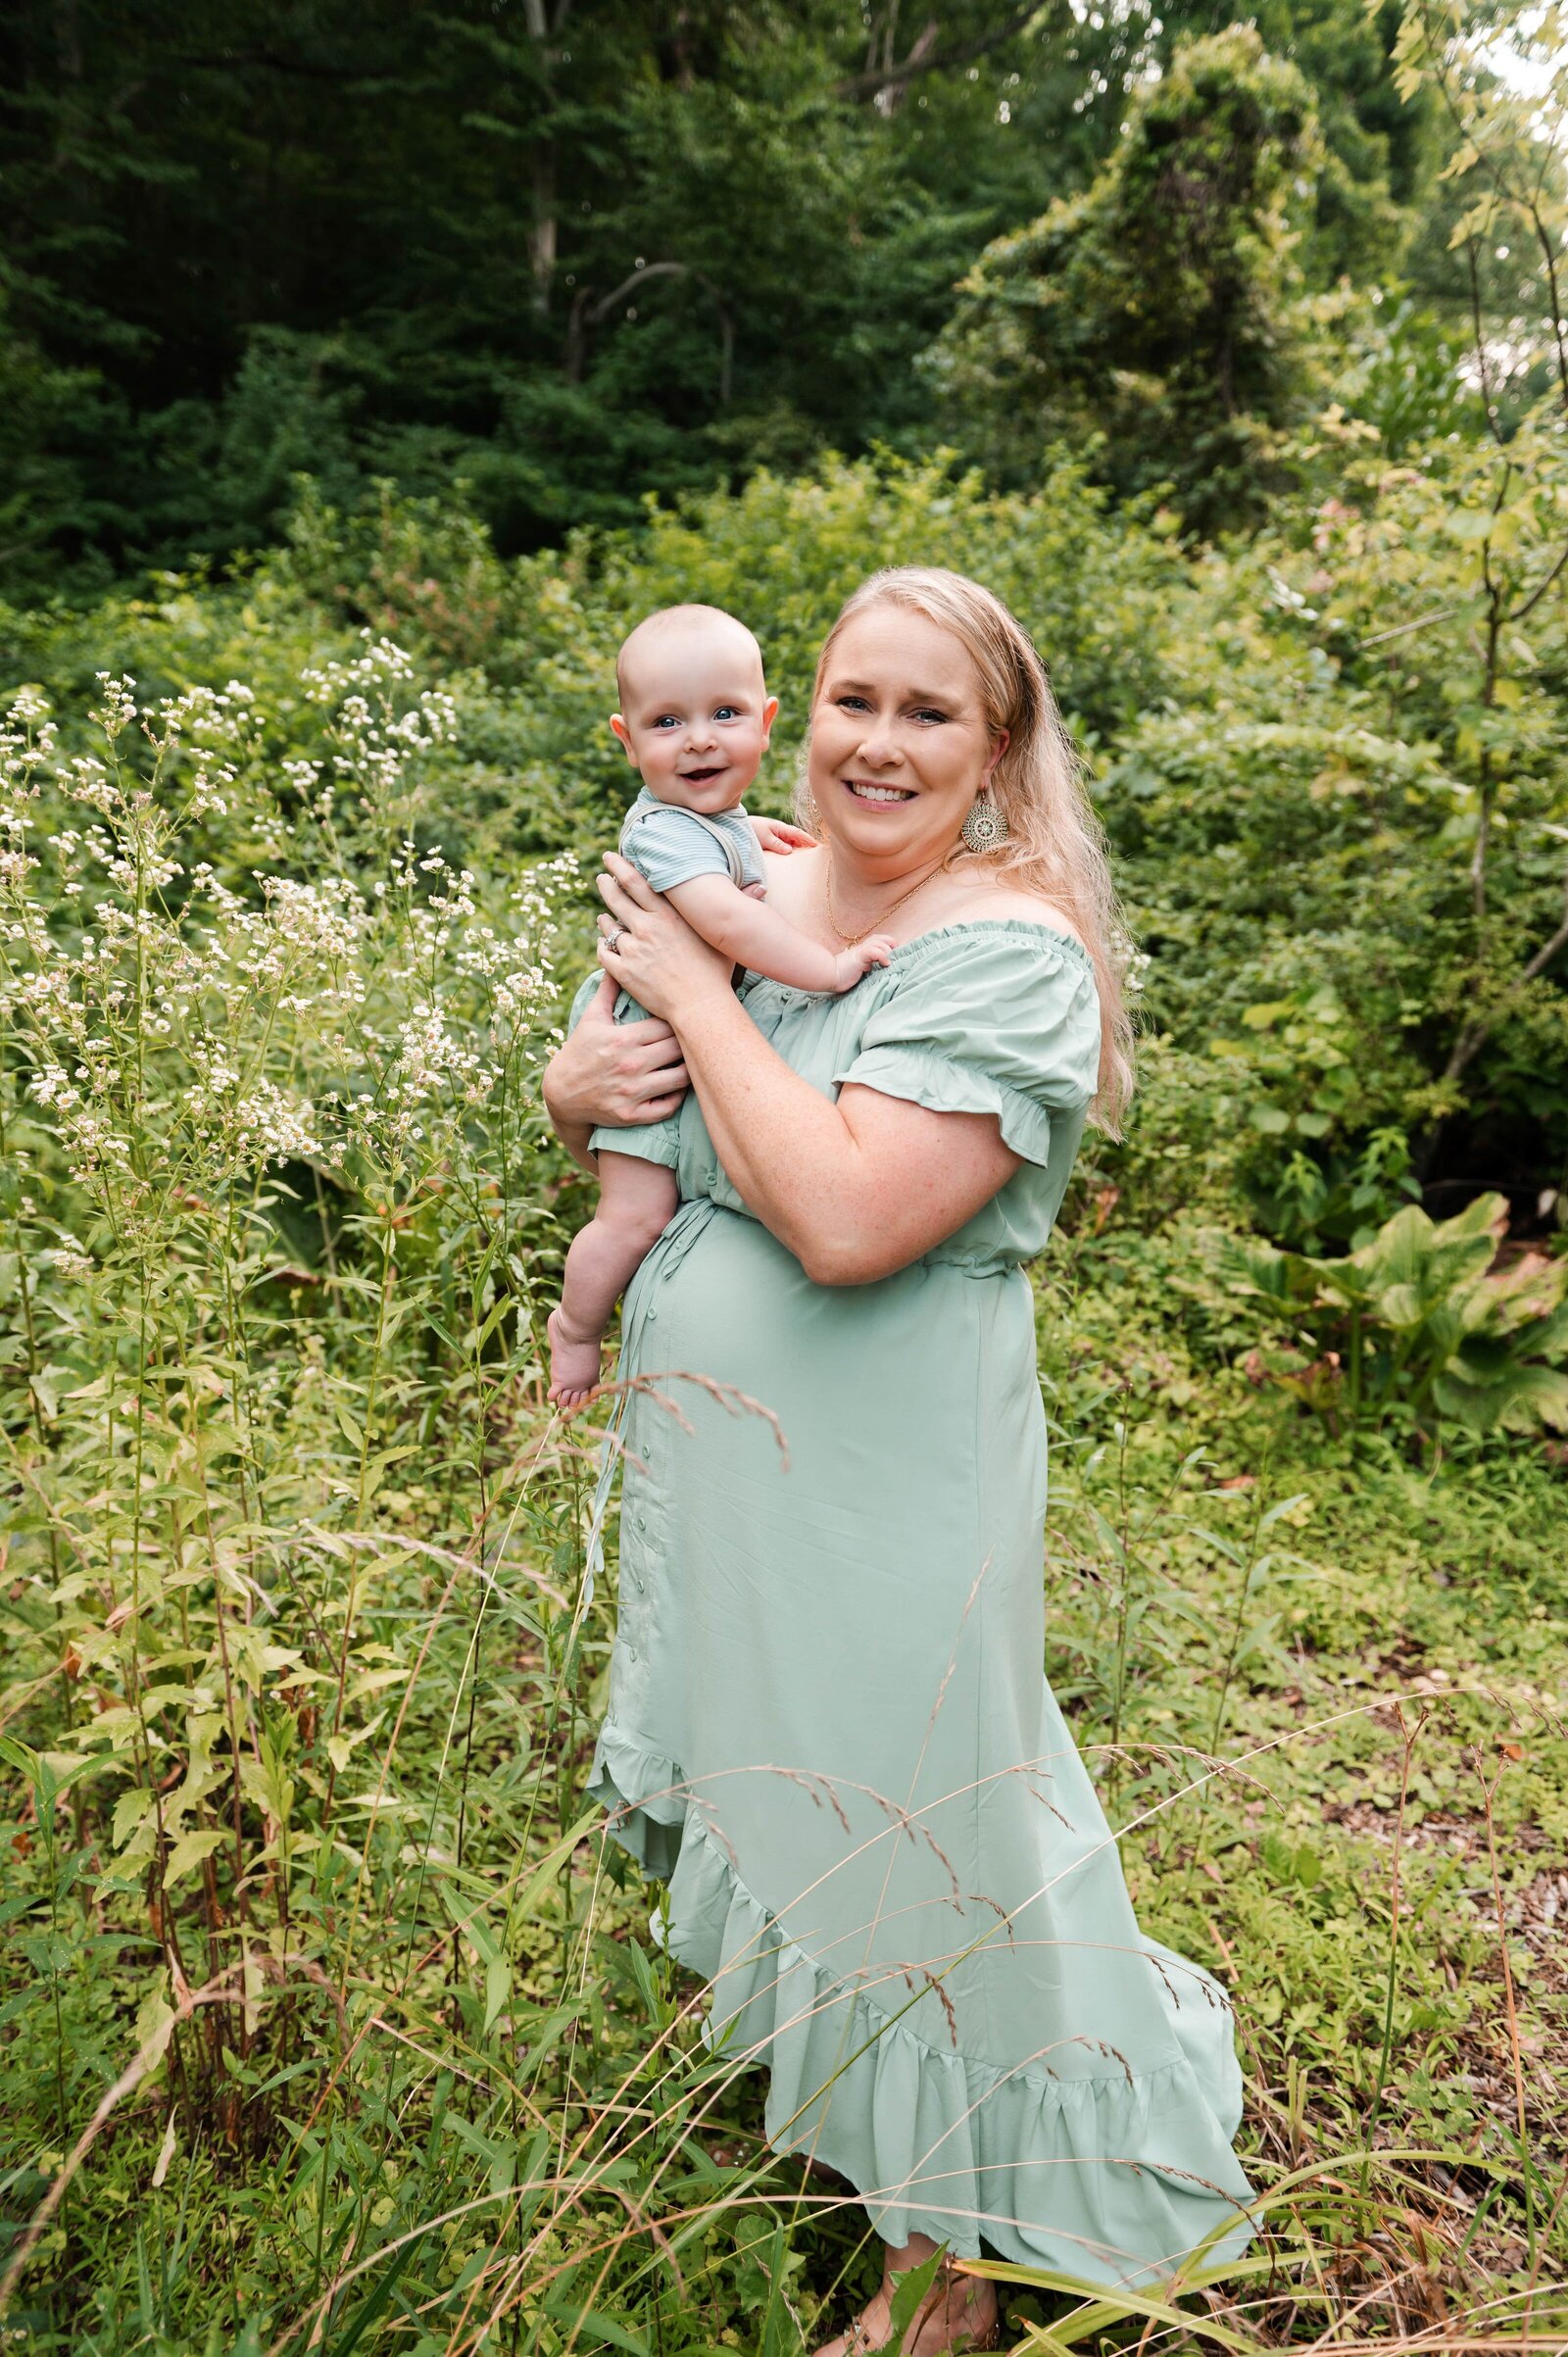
[805,565,1135,1131]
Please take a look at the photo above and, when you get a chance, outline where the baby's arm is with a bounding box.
[666,873,891,993]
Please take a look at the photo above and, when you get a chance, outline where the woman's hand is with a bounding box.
[596,853,735,1022]
[540,969,690,1166]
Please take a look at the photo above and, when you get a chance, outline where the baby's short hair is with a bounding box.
[615,604,764,706]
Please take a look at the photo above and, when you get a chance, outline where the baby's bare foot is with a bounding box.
[547,1306,603,1408]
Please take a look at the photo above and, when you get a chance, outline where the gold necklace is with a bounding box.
[823,856,946,947]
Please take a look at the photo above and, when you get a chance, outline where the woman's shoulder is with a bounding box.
[893,894,1096,999]
[929,881,1088,954]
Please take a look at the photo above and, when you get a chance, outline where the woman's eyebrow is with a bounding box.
[825,673,956,701]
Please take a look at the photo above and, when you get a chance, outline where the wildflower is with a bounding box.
[92,673,138,738]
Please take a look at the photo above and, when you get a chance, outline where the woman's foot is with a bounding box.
[813,2265,998,2356]
[547,1306,603,1408]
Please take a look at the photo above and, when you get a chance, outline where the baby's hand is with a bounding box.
[751,814,818,855]
[832,935,896,992]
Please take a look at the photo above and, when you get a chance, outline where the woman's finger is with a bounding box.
[595,867,641,920]
[621,1016,677,1051]
[602,851,662,908]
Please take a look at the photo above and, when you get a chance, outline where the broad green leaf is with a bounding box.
[163,1828,227,1891]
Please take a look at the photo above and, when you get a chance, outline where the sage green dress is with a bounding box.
[570,921,1254,2289]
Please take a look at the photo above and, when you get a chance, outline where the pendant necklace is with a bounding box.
[823,856,947,948]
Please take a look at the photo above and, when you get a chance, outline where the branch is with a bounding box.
[1355,606,1457,651]
[1443,863,1568,1086]
[1465,235,1506,447]
[1519,885,1568,990]
[564,265,733,404]
[583,261,692,330]
[1529,200,1568,420]
[833,3,1047,100]
[1508,537,1568,624]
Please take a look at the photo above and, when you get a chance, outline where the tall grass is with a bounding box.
[2,657,1565,2353]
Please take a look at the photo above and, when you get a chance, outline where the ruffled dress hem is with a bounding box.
[588,1720,1258,2289]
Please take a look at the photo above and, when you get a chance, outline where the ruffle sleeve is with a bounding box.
[832,923,1101,1167]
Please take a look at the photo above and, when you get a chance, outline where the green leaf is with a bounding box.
[889,2245,947,2351]
[483,1952,511,2037]
[541,2303,651,2355]
[163,1828,227,1890]
[111,1785,156,1849]
[325,2233,427,2357]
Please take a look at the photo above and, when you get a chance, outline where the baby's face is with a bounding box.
[612,629,777,814]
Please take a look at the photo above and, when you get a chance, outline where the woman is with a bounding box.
[543,569,1254,2355]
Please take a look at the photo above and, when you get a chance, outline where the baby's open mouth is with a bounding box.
[680,765,726,783]
[845,779,914,804]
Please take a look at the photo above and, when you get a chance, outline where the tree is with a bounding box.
[923,26,1324,531]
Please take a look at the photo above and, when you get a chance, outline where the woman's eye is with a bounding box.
[837,695,871,712]
[912,707,949,725]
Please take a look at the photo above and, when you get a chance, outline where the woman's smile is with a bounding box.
[843,778,915,805]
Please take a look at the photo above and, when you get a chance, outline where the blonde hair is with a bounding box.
[807,565,1135,1130]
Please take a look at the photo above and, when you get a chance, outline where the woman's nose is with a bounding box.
[857,726,903,766]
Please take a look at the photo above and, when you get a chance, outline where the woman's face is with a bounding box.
[808,604,1007,877]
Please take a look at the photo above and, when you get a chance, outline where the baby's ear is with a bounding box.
[610,713,636,761]
[760,694,780,740]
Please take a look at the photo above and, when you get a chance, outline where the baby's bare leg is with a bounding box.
[549,1151,678,1407]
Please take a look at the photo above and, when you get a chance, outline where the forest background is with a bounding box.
[2,2,1568,2352]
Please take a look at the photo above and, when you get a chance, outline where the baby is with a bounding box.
[547,603,894,1405]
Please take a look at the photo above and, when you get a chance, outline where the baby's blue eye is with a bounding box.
[713,705,741,721]
[651,713,680,729]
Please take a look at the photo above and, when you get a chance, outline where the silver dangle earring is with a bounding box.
[960,788,1008,853]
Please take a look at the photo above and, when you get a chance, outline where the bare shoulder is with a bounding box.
[943,881,1089,952]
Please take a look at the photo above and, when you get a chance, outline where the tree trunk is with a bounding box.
[529,146,557,314]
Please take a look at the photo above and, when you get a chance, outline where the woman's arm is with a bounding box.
[596,858,1020,1286]
[540,972,690,1172]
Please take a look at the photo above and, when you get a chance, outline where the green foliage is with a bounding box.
[1,630,1564,2349]
[3,5,1567,2346]
[925,29,1326,529]
[1218,1191,1568,1434]
[6,386,1568,1233]
[0,0,1494,585]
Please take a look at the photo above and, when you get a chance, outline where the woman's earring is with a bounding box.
[802,789,823,832]
[960,789,1009,853]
